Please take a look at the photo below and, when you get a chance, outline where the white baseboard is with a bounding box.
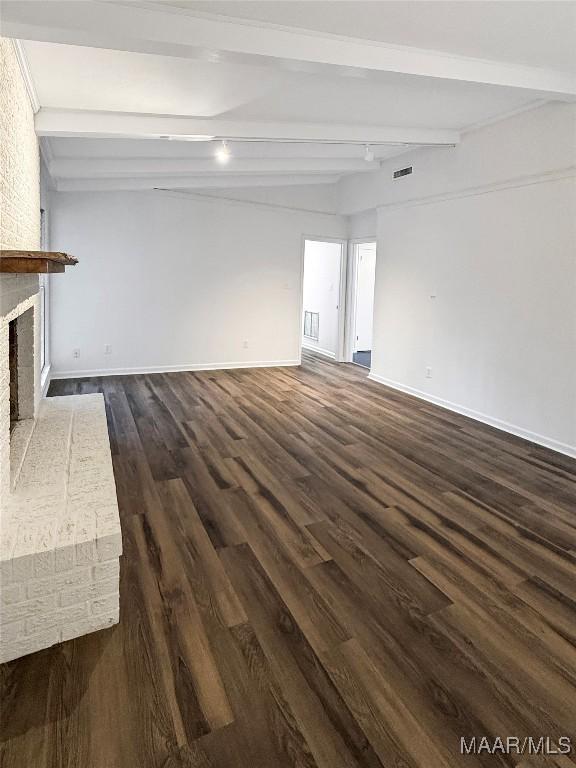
[50,359,301,379]
[40,365,51,396]
[302,343,336,359]
[368,372,576,459]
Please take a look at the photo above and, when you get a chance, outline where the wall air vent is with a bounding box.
[393,166,413,179]
[303,311,319,341]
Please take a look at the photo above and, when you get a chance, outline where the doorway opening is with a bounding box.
[347,241,377,369]
[301,238,346,360]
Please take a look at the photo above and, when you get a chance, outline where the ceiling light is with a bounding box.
[216,140,231,163]
[364,144,375,162]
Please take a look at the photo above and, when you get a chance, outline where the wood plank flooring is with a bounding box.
[2,350,576,767]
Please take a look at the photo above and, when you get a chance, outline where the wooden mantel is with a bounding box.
[0,250,78,274]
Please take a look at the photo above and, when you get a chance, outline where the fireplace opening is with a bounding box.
[4,306,36,488]
[6,306,35,436]
[9,318,19,430]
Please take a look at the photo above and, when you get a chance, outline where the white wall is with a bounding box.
[49,190,345,376]
[354,242,376,352]
[302,240,342,358]
[190,184,339,214]
[338,102,576,215]
[373,176,576,454]
[46,101,576,455]
[347,209,377,239]
[334,103,576,455]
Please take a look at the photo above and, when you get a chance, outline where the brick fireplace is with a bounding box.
[0,270,122,663]
[0,38,122,664]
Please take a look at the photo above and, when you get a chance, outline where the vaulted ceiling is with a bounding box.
[3,0,575,195]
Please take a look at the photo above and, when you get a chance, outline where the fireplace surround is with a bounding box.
[0,268,122,664]
[0,280,38,502]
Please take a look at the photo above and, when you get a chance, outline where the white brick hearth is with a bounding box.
[0,393,121,663]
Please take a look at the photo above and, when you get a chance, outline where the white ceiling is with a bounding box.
[23,42,286,119]
[171,1,576,72]
[5,0,574,196]
[23,40,534,129]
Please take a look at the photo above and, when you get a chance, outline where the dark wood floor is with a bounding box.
[2,351,576,768]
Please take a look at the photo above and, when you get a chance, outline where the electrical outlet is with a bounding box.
[425,366,432,379]
[104,344,112,355]
[243,340,249,349]
[73,348,81,359]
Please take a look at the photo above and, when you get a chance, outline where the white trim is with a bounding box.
[301,343,335,359]
[367,372,576,459]
[39,206,51,381]
[11,39,40,113]
[348,236,377,243]
[40,364,51,397]
[301,235,349,244]
[343,240,356,363]
[336,243,348,362]
[344,239,377,363]
[377,166,576,213]
[50,359,301,379]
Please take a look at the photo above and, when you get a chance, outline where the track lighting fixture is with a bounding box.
[216,140,231,163]
[364,144,375,162]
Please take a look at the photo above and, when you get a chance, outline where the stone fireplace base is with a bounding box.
[0,394,121,663]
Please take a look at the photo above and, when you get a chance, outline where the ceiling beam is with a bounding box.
[35,109,459,146]
[3,0,575,98]
[55,174,341,192]
[49,156,381,178]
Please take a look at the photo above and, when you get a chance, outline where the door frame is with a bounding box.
[344,238,377,364]
[299,236,348,363]
[39,206,51,394]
